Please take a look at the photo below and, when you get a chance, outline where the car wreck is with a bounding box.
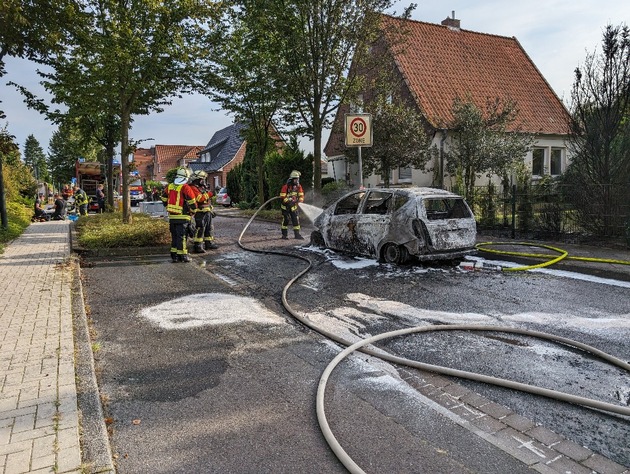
[311,187,477,264]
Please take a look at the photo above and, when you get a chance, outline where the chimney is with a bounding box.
[441,10,460,29]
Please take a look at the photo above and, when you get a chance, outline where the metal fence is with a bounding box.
[466,183,630,247]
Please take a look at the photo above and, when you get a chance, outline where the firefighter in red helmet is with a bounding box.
[279,170,304,239]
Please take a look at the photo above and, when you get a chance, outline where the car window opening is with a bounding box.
[424,198,472,220]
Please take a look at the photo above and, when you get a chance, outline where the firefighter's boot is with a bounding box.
[281,230,288,240]
[171,252,178,263]
[205,241,218,250]
[178,254,191,263]
[193,243,206,253]
[294,230,304,240]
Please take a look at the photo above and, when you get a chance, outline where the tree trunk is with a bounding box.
[313,114,322,196]
[120,110,132,224]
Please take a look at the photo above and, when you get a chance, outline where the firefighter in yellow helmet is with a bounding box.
[189,170,218,253]
[161,167,198,262]
[279,170,305,239]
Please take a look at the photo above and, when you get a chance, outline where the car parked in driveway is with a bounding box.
[215,187,232,207]
[311,187,477,264]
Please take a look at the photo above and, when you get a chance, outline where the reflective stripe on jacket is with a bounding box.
[280,183,304,211]
[164,183,197,221]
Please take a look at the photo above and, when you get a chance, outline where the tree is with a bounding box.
[202,0,284,206]
[270,0,396,194]
[444,96,534,205]
[265,136,312,208]
[565,23,630,236]
[23,134,49,183]
[0,126,19,228]
[15,0,224,223]
[356,94,431,188]
[0,0,78,117]
[48,121,100,189]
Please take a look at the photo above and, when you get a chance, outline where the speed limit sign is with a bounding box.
[345,113,372,147]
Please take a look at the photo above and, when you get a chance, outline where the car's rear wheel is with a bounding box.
[310,231,325,247]
[381,243,408,264]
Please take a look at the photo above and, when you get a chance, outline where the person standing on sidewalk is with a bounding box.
[96,184,106,213]
[161,167,198,262]
[279,170,305,240]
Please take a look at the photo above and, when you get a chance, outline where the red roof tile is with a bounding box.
[381,15,570,135]
[154,145,204,181]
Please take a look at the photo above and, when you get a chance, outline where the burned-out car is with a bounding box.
[311,187,477,264]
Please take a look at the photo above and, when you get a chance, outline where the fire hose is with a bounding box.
[238,198,630,474]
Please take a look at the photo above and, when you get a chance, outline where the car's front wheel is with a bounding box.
[381,243,409,264]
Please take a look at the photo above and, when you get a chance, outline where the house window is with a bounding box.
[550,148,563,176]
[399,166,412,181]
[532,148,545,176]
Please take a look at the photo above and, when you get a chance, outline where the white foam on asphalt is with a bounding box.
[139,293,285,329]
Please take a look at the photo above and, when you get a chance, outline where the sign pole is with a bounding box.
[344,113,372,189]
[357,146,363,189]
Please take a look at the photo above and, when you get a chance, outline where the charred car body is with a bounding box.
[311,187,477,264]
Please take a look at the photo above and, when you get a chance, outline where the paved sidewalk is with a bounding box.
[0,221,82,474]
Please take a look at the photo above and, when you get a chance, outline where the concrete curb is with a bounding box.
[68,222,115,473]
[71,258,116,473]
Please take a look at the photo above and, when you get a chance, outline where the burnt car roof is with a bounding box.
[381,187,462,198]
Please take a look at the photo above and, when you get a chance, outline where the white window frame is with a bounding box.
[532,148,545,177]
[550,148,563,176]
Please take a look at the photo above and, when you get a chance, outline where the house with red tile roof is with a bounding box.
[324,13,571,188]
[132,147,155,182]
[153,145,204,182]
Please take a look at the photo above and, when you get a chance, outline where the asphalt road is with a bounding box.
[79,214,630,473]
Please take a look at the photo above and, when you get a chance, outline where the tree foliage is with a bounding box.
[265,136,312,208]
[269,0,396,193]
[47,121,100,188]
[23,134,49,183]
[357,93,431,188]
[444,96,534,204]
[202,0,284,205]
[0,0,78,117]
[564,24,630,236]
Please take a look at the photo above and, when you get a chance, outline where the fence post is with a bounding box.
[511,184,516,239]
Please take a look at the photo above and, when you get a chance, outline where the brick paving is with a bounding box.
[400,367,630,474]
[1,217,628,473]
[0,221,81,474]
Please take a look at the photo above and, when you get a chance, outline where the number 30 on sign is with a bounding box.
[345,113,372,147]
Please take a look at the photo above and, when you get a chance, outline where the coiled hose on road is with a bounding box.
[237,198,630,474]
[476,241,630,272]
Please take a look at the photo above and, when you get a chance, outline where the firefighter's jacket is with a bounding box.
[161,183,197,221]
[74,190,89,206]
[190,185,213,213]
[280,183,304,212]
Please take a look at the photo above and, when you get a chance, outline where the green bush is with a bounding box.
[0,201,32,253]
[75,212,170,249]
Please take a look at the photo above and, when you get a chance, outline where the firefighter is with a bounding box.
[73,185,89,216]
[161,167,198,262]
[189,170,218,253]
[279,170,305,239]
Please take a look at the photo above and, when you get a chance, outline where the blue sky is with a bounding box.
[1,0,628,157]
